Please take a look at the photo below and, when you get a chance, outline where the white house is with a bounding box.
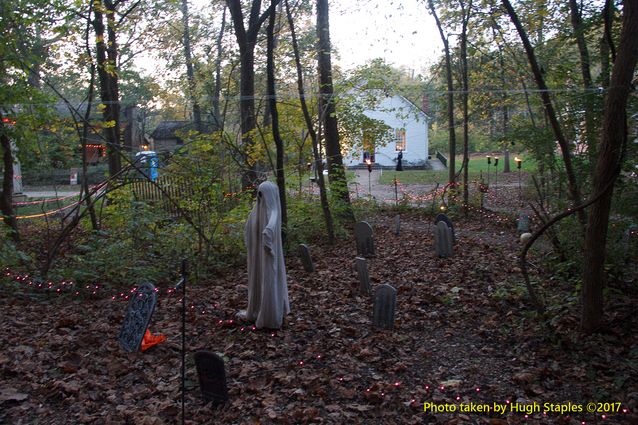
[344,94,429,168]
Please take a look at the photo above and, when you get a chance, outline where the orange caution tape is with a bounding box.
[140,329,167,352]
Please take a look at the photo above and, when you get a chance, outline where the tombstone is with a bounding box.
[434,221,454,258]
[355,257,371,296]
[298,244,315,272]
[373,284,397,330]
[435,213,455,243]
[194,350,228,407]
[517,213,530,233]
[394,214,400,236]
[355,221,375,257]
[118,282,157,352]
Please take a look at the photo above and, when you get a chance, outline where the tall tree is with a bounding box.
[458,0,472,206]
[581,0,638,333]
[568,0,596,176]
[427,0,456,185]
[502,0,585,226]
[226,0,280,189]
[285,0,334,244]
[0,116,18,241]
[92,0,123,176]
[265,0,287,238]
[212,5,227,128]
[316,0,353,221]
[181,0,202,130]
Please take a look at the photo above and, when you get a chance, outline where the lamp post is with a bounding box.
[514,156,522,200]
[365,159,372,198]
[486,155,492,187]
[493,156,499,196]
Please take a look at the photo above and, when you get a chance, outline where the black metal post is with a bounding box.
[394,176,398,205]
[178,259,188,425]
[493,157,499,197]
[366,161,372,198]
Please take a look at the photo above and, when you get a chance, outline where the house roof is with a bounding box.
[150,121,190,139]
[397,95,430,121]
[150,120,218,140]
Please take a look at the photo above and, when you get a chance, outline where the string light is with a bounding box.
[1,271,627,424]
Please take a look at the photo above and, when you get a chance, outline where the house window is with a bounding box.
[395,128,406,151]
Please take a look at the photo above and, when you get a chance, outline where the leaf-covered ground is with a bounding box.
[1,204,637,424]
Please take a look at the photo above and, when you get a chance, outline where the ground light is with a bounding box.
[515,156,523,201]
[493,156,499,197]
[365,159,373,198]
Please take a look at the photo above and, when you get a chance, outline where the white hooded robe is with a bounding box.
[244,181,290,329]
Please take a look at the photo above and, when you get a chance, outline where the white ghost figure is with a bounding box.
[243,181,290,329]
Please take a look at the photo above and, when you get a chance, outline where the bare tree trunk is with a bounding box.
[92,2,121,176]
[81,4,99,230]
[316,0,353,222]
[181,0,202,130]
[0,115,18,241]
[266,0,287,240]
[428,0,456,185]
[285,0,334,244]
[568,0,596,177]
[212,6,226,128]
[581,0,638,333]
[459,0,471,206]
[502,0,585,227]
[226,0,280,189]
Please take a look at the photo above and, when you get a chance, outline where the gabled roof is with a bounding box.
[150,120,218,140]
[396,95,430,121]
[150,121,190,139]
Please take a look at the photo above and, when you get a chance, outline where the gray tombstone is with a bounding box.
[394,214,400,236]
[298,244,315,272]
[194,350,228,407]
[434,221,454,258]
[118,282,157,352]
[355,221,375,257]
[435,213,455,243]
[517,213,530,233]
[373,284,397,330]
[355,257,371,296]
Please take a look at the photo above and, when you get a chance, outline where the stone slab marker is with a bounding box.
[517,213,530,233]
[373,284,397,330]
[355,221,375,257]
[434,221,454,258]
[435,213,455,243]
[194,350,228,407]
[394,214,400,236]
[298,244,315,272]
[355,257,371,296]
[118,282,157,352]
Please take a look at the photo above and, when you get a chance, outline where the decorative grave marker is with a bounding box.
[194,350,228,407]
[355,257,371,296]
[435,213,455,243]
[355,221,375,257]
[298,244,315,272]
[434,221,454,258]
[394,214,401,236]
[118,282,158,352]
[373,284,397,330]
[517,213,530,233]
